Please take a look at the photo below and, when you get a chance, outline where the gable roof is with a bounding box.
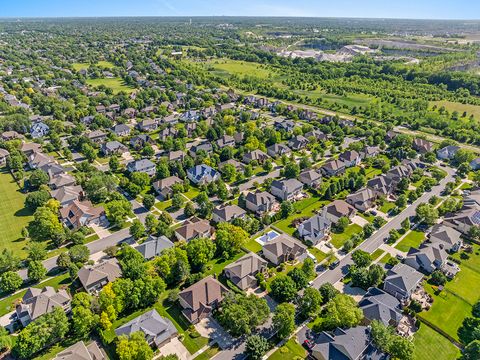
[312,326,372,360]
[213,204,246,222]
[175,217,212,241]
[135,235,174,260]
[262,234,307,259]
[59,200,105,228]
[78,258,122,291]
[54,341,105,360]
[223,252,267,289]
[385,263,423,294]
[359,288,402,326]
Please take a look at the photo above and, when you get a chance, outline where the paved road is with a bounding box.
[311,164,456,288]
[238,167,281,192]
[18,228,132,280]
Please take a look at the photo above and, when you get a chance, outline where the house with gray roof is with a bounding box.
[346,188,377,212]
[54,341,105,360]
[101,141,128,156]
[443,207,480,235]
[0,148,9,165]
[298,214,331,245]
[298,169,322,188]
[16,286,71,327]
[135,235,174,260]
[223,252,268,290]
[137,118,158,131]
[270,178,304,201]
[30,122,49,138]
[49,173,76,189]
[115,309,177,348]
[321,159,346,177]
[262,234,307,265]
[429,224,463,252]
[212,204,247,223]
[187,164,220,185]
[288,135,309,150]
[130,134,153,148]
[78,258,122,294]
[339,150,361,167]
[174,217,213,242]
[245,190,277,215]
[50,185,84,206]
[127,159,156,176]
[404,243,448,274]
[359,287,403,327]
[322,200,356,224]
[383,263,424,301]
[215,135,235,148]
[112,123,131,137]
[153,175,183,199]
[87,130,107,144]
[242,149,270,164]
[437,145,460,160]
[267,143,291,158]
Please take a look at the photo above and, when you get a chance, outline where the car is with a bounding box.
[303,339,314,350]
[329,260,340,270]
[308,280,314,287]
[395,254,405,261]
[306,329,314,340]
[316,264,326,272]
[370,210,377,216]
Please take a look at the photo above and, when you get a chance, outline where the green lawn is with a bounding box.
[378,253,393,264]
[445,265,480,304]
[268,338,307,360]
[370,248,385,261]
[184,188,201,200]
[379,201,396,214]
[274,196,328,235]
[430,100,480,121]
[395,230,425,252]
[154,199,173,212]
[204,251,246,277]
[86,77,134,94]
[0,169,34,259]
[193,345,220,360]
[419,285,472,341]
[244,238,263,253]
[413,324,460,360]
[309,247,328,263]
[207,59,276,80]
[0,273,71,317]
[330,224,363,249]
[72,62,89,71]
[97,60,115,68]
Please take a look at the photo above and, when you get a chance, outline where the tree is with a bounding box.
[186,238,216,271]
[389,336,415,360]
[216,293,270,337]
[352,250,372,268]
[463,340,480,360]
[171,193,184,210]
[299,287,322,319]
[280,200,294,218]
[302,257,315,279]
[27,261,47,282]
[27,241,47,262]
[116,331,153,360]
[459,317,480,345]
[430,269,447,286]
[109,156,120,172]
[416,203,439,225]
[129,220,145,240]
[215,223,249,259]
[334,216,349,233]
[319,282,339,304]
[118,245,147,280]
[284,162,300,178]
[56,252,71,269]
[270,275,297,303]
[287,267,308,290]
[142,194,155,210]
[245,335,269,360]
[25,190,51,210]
[69,244,90,265]
[0,327,13,352]
[105,199,133,226]
[184,202,196,217]
[395,194,407,209]
[0,271,23,293]
[371,320,394,352]
[29,169,49,189]
[28,206,64,242]
[72,301,98,338]
[81,143,97,162]
[323,294,363,330]
[0,249,21,274]
[273,303,295,338]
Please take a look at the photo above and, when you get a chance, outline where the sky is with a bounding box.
[2,0,480,20]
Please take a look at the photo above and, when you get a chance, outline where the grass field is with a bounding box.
[0,169,34,259]
[413,324,460,360]
[431,100,480,121]
[268,338,307,360]
[206,59,277,80]
[86,77,134,94]
[72,61,115,71]
[379,201,396,214]
[330,224,363,249]
[244,238,263,253]
[72,62,89,71]
[370,248,385,261]
[395,230,425,252]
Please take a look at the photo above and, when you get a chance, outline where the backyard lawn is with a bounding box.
[86,77,134,94]
[244,238,263,253]
[330,224,362,249]
[413,324,460,360]
[445,265,480,304]
[394,230,425,252]
[268,338,306,360]
[0,169,34,259]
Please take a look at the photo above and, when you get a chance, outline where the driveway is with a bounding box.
[158,337,190,360]
[351,215,369,227]
[195,317,234,350]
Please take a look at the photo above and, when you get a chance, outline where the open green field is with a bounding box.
[395,230,425,252]
[72,62,89,71]
[431,100,480,120]
[86,77,134,94]
[330,223,363,249]
[268,338,306,360]
[206,59,278,80]
[413,324,460,360]
[72,61,115,71]
[0,169,34,259]
[97,60,115,68]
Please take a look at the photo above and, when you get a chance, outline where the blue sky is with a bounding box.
[2,0,480,19]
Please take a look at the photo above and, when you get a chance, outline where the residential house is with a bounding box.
[304,129,327,141]
[187,164,220,185]
[346,188,377,212]
[50,185,84,206]
[437,145,460,160]
[30,122,49,138]
[274,119,295,132]
[262,234,308,265]
[101,141,128,156]
[153,175,183,199]
[135,235,174,260]
[16,287,71,327]
[167,150,186,162]
[219,159,245,173]
[361,146,381,159]
[223,252,268,290]
[267,143,291,158]
[115,309,178,348]
[428,224,463,252]
[123,108,136,118]
[242,149,269,164]
[322,200,356,223]
[0,148,9,165]
[404,243,448,274]
[175,217,213,242]
[189,142,213,156]
[87,130,107,144]
[60,200,105,229]
[1,130,24,141]
[137,119,158,132]
[127,159,156,176]
[158,127,178,142]
[49,173,76,189]
[21,142,42,156]
[298,169,322,188]
[444,207,480,235]
[28,151,55,169]
[130,134,153,148]
[288,135,309,150]
[78,258,122,294]
[359,287,403,326]
[270,178,304,201]
[298,214,331,245]
[339,150,361,167]
[367,175,396,197]
[383,263,424,301]
[212,204,247,223]
[413,138,434,154]
[215,135,235,149]
[320,159,346,177]
[112,124,131,137]
[470,158,480,171]
[54,341,105,360]
[178,276,229,324]
[245,191,277,215]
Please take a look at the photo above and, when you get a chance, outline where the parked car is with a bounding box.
[329,260,340,270]
[303,339,314,350]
